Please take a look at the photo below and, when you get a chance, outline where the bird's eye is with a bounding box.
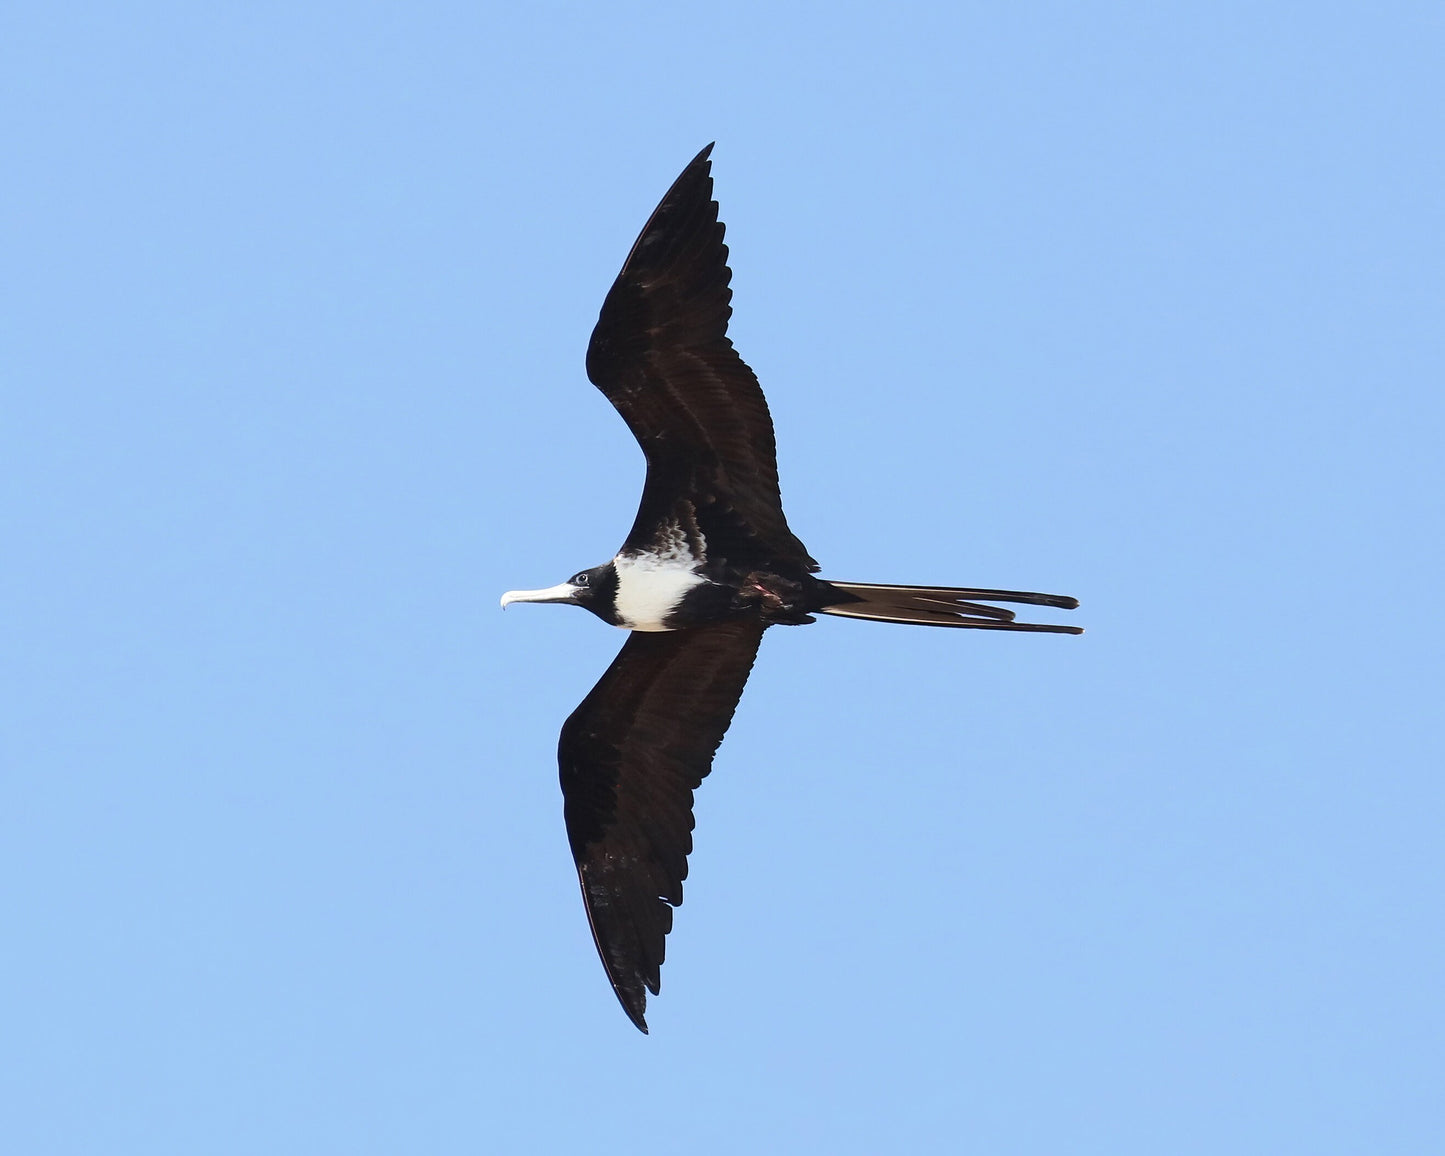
[572,572,590,586]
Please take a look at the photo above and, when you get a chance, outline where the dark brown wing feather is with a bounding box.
[558,619,767,1032]
[585,144,816,571]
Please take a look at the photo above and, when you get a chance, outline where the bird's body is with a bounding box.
[502,145,1081,1032]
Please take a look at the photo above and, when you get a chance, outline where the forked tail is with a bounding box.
[817,580,1083,633]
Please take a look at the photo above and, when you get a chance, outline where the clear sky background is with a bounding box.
[5,4,1442,1153]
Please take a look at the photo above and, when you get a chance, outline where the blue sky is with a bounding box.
[5,3,1442,1153]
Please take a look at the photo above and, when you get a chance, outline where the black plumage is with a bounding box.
[502,145,1080,1032]
[559,620,765,1031]
[586,144,814,573]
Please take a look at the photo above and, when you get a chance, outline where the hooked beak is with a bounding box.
[499,582,582,609]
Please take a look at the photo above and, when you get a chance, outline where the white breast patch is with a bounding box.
[612,529,709,631]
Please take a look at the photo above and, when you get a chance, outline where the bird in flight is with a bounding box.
[502,145,1081,1032]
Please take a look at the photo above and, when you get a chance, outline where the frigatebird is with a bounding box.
[502,145,1081,1032]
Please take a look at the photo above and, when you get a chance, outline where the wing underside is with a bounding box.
[557,619,767,1032]
[585,145,815,571]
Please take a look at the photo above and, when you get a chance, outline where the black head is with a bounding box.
[500,561,620,625]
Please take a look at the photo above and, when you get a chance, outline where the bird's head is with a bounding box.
[500,562,619,624]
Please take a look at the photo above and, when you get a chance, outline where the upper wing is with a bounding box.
[585,144,816,571]
[558,619,767,1032]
